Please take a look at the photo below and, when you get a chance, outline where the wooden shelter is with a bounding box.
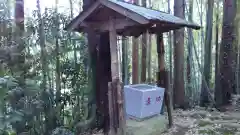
[66,0,199,34]
[64,0,200,134]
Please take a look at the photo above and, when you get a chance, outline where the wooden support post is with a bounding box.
[108,82,116,135]
[156,33,173,127]
[108,17,126,135]
[116,79,126,135]
[109,18,120,80]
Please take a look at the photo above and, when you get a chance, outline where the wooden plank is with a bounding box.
[100,0,149,24]
[85,18,139,32]
[109,17,120,80]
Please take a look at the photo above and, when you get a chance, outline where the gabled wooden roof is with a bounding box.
[64,0,200,35]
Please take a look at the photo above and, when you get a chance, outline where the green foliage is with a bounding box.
[0,0,95,133]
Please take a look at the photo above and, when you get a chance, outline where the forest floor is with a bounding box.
[162,95,240,135]
[88,95,240,135]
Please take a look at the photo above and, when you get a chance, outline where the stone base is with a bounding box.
[126,115,167,135]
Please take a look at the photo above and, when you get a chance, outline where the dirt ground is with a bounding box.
[162,95,240,135]
[86,95,240,135]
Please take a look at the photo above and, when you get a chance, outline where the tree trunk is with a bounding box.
[236,0,240,94]
[187,0,193,104]
[37,0,47,90]
[173,0,185,108]
[15,0,24,31]
[232,1,239,95]
[156,33,173,127]
[200,0,214,107]
[214,0,220,96]
[141,0,147,83]
[215,0,237,107]
[69,0,76,86]
[167,0,172,94]
[14,0,25,86]
[69,0,73,17]
[132,0,139,84]
[122,36,129,85]
[121,0,129,85]
[146,0,152,83]
[147,34,152,83]
[55,0,61,108]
